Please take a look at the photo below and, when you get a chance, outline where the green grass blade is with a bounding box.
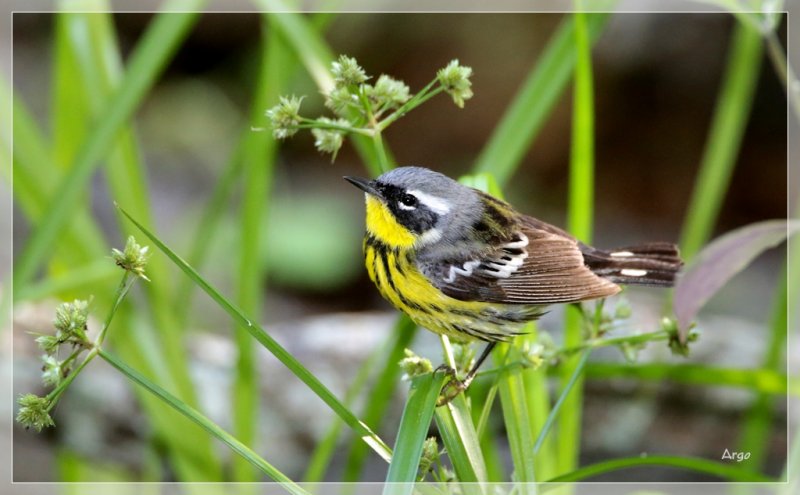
[172,133,245,323]
[468,379,506,481]
[567,8,595,244]
[584,363,792,396]
[172,11,336,326]
[230,17,288,481]
[17,260,118,301]
[534,351,590,456]
[61,7,222,478]
[434,394,488,483]
[256,0,334,92]
[678,21,764,261]
[117,205,393,463]
[303,328,389,482]
[494,344,536,484]
[557,7,597,477]
[342,316,417,481]
[736,218,800,474]
[472,9,612,186]
[52,13,90,170]
[521,334,557,480]
[10,94,107,264]
[544,455,775,483]
[13,4,204,289]
[98,349,307,491]
[383,372,446,487]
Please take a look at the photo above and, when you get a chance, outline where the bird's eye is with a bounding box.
[398,193,418,209]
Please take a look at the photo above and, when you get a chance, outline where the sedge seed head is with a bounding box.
[53,299,89,338]
[325,86,358,116]
[399,348,433,379]
[41,355,63,387]
[367,75,410,109]
[16,394,54,432]
[35,334,60,355]
[311,117,349,161]
[437,59,473,108]
[265,95,304,140]
[331,55,369,87]
[111,236,150,281]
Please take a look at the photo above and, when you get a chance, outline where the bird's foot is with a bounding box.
[434,364,472,407]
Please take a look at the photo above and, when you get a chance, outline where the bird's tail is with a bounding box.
[581,242,683,287]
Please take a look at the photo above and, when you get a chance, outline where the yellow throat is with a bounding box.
[365,196,416,248]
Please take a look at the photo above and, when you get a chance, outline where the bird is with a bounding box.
[344,166,682,404]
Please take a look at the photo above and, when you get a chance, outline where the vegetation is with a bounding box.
[5,1,794,488]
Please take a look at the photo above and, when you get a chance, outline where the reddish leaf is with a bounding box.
[673,219,800,342]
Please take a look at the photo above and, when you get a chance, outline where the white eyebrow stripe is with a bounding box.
[407,189,451,215]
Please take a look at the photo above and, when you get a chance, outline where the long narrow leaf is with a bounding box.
[10,94,106,265]
[117,205,393,463]
[534,351,590,456]
[678,21,764,261]
[434,394,488,484]
[674,219,800,339]
[231,16,289,481]
[384,372,446,488]
[557,6,597,476]
[472,9,612,186]
[98,349,307,491]
[584,362,792,396]
[494,344,536,484]
[342,316,417,481]
[14,3,204,289]
[61,7,222,478]
[544,455,774,483]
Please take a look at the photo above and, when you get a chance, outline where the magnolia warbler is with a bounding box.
[345,166,682,403]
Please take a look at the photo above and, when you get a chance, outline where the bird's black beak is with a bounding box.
[344,176,381,197]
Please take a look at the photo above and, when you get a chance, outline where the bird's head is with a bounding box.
[345,166,482,248]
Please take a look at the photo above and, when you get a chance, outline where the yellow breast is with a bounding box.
[364,238,503,340]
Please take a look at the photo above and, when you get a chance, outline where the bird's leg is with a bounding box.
[436,341,497,407]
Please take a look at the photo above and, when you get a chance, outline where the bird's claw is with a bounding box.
[434,365,470,407]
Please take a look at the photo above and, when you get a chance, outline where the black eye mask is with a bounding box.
[376,182,439,234]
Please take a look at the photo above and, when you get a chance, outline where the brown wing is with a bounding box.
[419,216,620,305]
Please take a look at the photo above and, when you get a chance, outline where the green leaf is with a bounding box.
[472,9,612,186]
[14,4,204,289]
[557,6,598,477]
[384,372,446,488]
[9,92,107,272]
[434,394,488,483]
[117,205,394,463]
[230,17,280,481]
[534,351,590,457]
[584,362,792,396]
[545,454,775,483]
[342,316,417,481]
[679,21,764,261]
[59,6,222,478]
[98,349,308,490]
[494,344,536,483]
